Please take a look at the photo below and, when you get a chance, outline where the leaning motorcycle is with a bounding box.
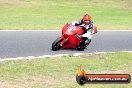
[52,23,96,51]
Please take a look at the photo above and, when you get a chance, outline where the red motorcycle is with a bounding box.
[52,23,96,51]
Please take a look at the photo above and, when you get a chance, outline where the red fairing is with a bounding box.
[77,26,84,35]
[62,24,84,36]
[62,35,82,49]
[60,23,84,49]
[62,24,69,35]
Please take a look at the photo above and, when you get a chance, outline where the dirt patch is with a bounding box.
[0,75,61,88]
[79,54,106,59]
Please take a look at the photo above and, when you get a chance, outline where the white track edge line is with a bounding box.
[0,51,132,62]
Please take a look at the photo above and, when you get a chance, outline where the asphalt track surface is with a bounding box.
[0,30,132,59]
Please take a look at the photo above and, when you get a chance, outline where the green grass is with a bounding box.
[0,52,132,88]
[0,0,132,30]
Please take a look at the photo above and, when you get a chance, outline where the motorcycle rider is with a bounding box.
[71,14,97,49]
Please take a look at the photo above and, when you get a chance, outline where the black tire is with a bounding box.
[85,39,91,47]
[77,39,91,51]
[76,75,86,85]
[77,42,85,51]
[77,47,85,51]
[52,37,62,51]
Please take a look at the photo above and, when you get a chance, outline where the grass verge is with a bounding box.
[0,0,132,30]
[0,52,132,88]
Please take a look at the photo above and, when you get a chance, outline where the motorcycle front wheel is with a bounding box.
[52,37,62,51]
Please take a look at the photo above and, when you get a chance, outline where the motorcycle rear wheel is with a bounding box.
[52,37,62,51]
[77,39,91,51]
